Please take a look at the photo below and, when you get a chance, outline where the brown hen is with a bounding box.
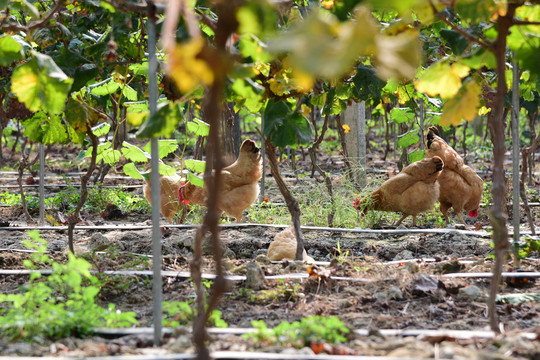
[425,127,483,224]
[354,156,444,226]
[179,139,262,222]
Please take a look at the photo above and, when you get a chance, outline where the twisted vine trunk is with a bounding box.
[486,4,517,333]
[266,141,305,260]
[67,130,98,254]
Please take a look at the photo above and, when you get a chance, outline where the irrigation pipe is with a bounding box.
[2,223,538,239]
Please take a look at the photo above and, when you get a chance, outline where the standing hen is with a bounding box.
[354,156,444,226]
[425,127,483,224]
[142,172,183,223]
[178,139,262,222]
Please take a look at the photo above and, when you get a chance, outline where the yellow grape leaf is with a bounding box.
[268,78,288,95]
[439,80,481,126]
[374,30,421,81]
[415,61,470,99]
[167,38,214,93]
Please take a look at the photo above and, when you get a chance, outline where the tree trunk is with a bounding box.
[266,141,305,260]
[485,4,517,333]
[67,130,98,254]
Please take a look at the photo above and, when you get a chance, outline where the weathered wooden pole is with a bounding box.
[342,101,366,188]
[147,1,162,346]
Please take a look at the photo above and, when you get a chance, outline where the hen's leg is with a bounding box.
[456,212,466,225]
[395,214,409,226]
[439,201,451,225]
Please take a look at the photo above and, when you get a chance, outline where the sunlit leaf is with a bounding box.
[142,139,179,159]
[101,148,122,165]
[415,61,470,99]
[397,130,419,148]
[0,35,24,65]
[187,172,204,188]
[123,162,144,180]
[89,78,120,96]
[122,85,138,101]
[159,162,177,176]
[137,102,183,138]
[122,141,150,162]
[92,122,111,137]
[11,52,73,114]
[374,30,421,81]
[461,48,496,69]
[65,98,100,133]
[186,118,210,137]
[168,38,214,93]
[23,112,68,144]
[439,79,482,126]
[390,107,414,123]
[184,159,206,173]
[408,148,425,163]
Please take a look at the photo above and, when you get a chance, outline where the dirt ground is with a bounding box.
[0,144,539,358]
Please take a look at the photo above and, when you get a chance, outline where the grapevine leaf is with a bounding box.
[390,108,414,124]
[89,78,120,96]
[461,48,496,69]
[397,130,419,148]
[263,99,289,137]
[122,141,150,163]
[439,79,482,126]
[65,98,101,132]
[352,64,386,102]
[408,148,425,163]
[11,52,73,114]
[123,162,144,180]
[23,112,68,144]
[185,159,206,173]
[142,139,179,159]
[187,118,210,137]
[415,61,470,99]
[440,29,468,56]
[374,30,421,81]
[72,63,99,92]
[101,148,121,165]
[92,122,111,137]
[122,85,138,101]
[159,163,177,176]
[0,35,24,65]
[187,172,204,188]
[168,38,214,93]
[137,102,183,138]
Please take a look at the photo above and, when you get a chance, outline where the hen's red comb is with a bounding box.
[468,209,478,217]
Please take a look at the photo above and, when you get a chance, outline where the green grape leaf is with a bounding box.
[86,142,111,160]
[440,29,468,56]
[23,112,68,144]
[390,107,414,124]
[456,0,493,25]
[375,30,422,81]
[352,64,386,102]
[311,93,327,107]
[101,148,121,165]
[72,63,99,92]
[408,148,425,163]
[137,102,183,138]
[142,139,179,159]
[397,130,419,148]
[123,162,144,180]
[461,48,496,69]
[122,141,150,162]
[231,79,263,113]
[187,118,210,137]
[89,78,120,96]
[122,85,138,101]
[0,35,24,65]
[159,162,177,176]
[185,159,206,173]
[65,98,102,133]
[187,172,204,188]
[263,99,289,137]
[11,52,73,114]
[92,122,111,136]
[129,62,149,76]
[100,0,116,12]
